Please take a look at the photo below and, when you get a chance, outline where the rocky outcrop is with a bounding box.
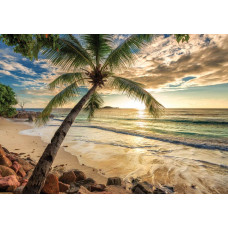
[0,144,35,193]
[0,144,174,194]
[12,111,54,122]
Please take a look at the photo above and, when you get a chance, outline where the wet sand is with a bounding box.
[0,117,107,184]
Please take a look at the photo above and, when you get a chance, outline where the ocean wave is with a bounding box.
[48,121,228,151]
[54,117,228,125]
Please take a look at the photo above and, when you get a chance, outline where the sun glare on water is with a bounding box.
[125,99,146,110]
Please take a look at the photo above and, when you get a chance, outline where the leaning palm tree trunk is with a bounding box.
[23,85,97,194]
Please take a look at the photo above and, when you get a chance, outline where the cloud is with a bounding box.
[117,34,228,92]
[0,59,36,75]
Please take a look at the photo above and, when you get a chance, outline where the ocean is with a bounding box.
[20,108,228,193]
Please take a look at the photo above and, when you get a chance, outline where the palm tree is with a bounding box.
[22,34,165,194]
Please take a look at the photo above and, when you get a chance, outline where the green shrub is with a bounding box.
[0,83,18,117]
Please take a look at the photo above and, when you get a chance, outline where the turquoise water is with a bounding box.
[50,108,228,150]
[22,108,228,193]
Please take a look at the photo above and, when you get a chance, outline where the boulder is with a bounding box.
[18,167,26,178]
[41,173,59,194]
[59,181,70,192]
[132,182,154,194]
[0,155,12,167]
[66,184,80,194]
[90,184,106,192]
[11,161,21,173]
[0,175,20,191]
[74,178,96,191]
[73,169,86,181]
[0,145,6,156]
[0,165,17,177]
[59,171,76,184]
[20,178,28,186]
[15,157,34,172]
[77,186,92,194]
[107,177,122,186]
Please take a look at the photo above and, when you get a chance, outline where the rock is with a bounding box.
[0,154,12,167]
[90,184,106,192]
[107,177,122,186]
[41,173,59,194]
[20,178,28,186]
[100,185,131,194]
[66,184,80,194]
[15,157,34,172]
[59,171,76,184]
[5,153,18,162]
[11,161,21,173]
[59,181,70,192]
[153,188,166,194]
[24,169,33,180]
[0,165,17,177]
[162,185,174,193]
[28,115,35,122]
[132,182,154,194]
[73,169,86,181]
[13,186,25,194]
[18,167,26,178]
[0,145,6,156]
[77,186,92,194]
[75,178,96,191]
[0,175,20,191]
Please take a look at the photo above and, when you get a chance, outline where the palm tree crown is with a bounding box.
[38,34,164,124]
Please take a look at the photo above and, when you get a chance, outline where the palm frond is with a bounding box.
[84,91,104,120]
[42,35,95,71]
[49,73,85,90]
[102,34,154,71]
[36,82,79,125]
[109,76,164,117]
[80,34,113,66]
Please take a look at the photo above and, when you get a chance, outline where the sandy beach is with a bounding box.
[0,117,107,185]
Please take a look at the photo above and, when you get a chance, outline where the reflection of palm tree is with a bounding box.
[23,34,164,193]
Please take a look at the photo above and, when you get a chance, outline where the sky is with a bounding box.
[0,34,228,109]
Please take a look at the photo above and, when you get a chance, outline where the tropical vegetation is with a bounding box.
[0,83,17,117]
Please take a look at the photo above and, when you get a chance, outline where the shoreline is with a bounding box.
[0,117,107,185]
